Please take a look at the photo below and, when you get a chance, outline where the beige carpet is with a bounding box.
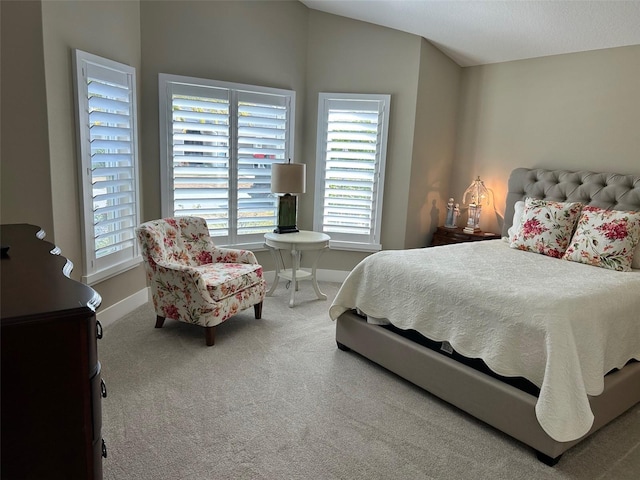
[101,282,640,479]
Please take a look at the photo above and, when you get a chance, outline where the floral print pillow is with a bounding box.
[509,198,583,258]
[563,206,640,272]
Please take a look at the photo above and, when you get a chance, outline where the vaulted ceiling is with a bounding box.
[301,0,640,66]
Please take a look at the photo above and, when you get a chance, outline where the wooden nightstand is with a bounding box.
[430,226,501,246]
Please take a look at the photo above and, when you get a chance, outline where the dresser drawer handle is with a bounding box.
[101,379,108,398]
[96,320,103,339]
[102,439,108,458]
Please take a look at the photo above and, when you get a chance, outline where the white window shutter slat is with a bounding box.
[159,74,295,247]
[314,93,390,251]
[74,49,141,284]
[169,88,231,238]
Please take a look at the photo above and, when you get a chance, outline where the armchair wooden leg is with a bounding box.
[155,316,166,328]
[205,326,216,346]
[254,302,263,319]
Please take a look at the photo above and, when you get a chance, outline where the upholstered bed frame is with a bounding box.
[335,167,640,465]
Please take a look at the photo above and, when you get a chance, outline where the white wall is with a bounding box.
[139,0,309,272]
[453,45,640,235]
[304,10,461,271]
[405,38,461,248]
[7,0,637,311]
[40,0,147,308]
[1,0,54,236]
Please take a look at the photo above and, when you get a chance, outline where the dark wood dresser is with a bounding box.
[1,224,105,480]
[431,226,501,246]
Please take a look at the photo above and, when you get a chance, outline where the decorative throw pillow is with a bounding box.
[563,206,640,272]
[509,198,583,258]
[633,243,640,270]
[506,200,525,241]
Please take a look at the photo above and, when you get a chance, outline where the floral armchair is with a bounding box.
[136,217,266,346]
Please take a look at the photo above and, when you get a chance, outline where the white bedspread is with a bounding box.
[329,240,640,442]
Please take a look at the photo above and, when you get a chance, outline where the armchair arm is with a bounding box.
[207,243,258,265]
[154,259,195,273]
[153,260,214,303]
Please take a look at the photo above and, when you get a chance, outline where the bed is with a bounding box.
[330,167,640,465]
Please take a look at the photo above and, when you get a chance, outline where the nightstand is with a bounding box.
[430,226,501,246]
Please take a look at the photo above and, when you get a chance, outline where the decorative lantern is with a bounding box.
[462,176,491,233]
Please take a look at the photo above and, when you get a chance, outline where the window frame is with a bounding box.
[158,73,296,249]
[73,49,141,285]
[313,92,391,252]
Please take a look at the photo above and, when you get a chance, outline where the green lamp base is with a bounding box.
[275,194,299,234]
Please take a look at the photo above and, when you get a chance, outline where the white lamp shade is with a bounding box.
[271,163,306,194]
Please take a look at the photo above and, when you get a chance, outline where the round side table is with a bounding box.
[264,230,330,308]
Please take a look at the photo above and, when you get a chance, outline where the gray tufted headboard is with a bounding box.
[502,168,640,237]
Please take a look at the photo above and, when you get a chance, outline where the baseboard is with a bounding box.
[316,268,349,283]
[97,287,149,329]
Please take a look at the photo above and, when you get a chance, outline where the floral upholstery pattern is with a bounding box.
[563,206,640,271]
[136,217,266,330]
[509,198,583,258]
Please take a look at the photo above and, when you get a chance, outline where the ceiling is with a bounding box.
[300,0,640,66]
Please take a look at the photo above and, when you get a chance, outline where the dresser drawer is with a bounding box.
[91,365,104,442]
[1,224,104,479]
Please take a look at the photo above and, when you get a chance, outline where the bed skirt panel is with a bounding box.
[336,310,640,460]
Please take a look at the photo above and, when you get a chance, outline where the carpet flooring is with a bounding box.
[100,282,640,479]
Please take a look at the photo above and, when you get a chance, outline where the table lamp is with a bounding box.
[271,160,306,234]
[462,176,491,233]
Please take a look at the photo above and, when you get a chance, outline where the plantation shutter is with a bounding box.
[314,94,390,251]
[237,91,289,236]
[160,75,295,247]
[74,50,141,284]
[169,85,231,238]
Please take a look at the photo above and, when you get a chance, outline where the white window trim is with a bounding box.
[73,49,141,285]
[158,73,296,249]
[313,93,390,252]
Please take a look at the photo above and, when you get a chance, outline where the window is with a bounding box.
[314,93,390,251]
[159,74,295,249]
[73,50,141,285]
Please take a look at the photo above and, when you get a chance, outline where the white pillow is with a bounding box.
[632,239,640,269]
[507,200,525,241]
